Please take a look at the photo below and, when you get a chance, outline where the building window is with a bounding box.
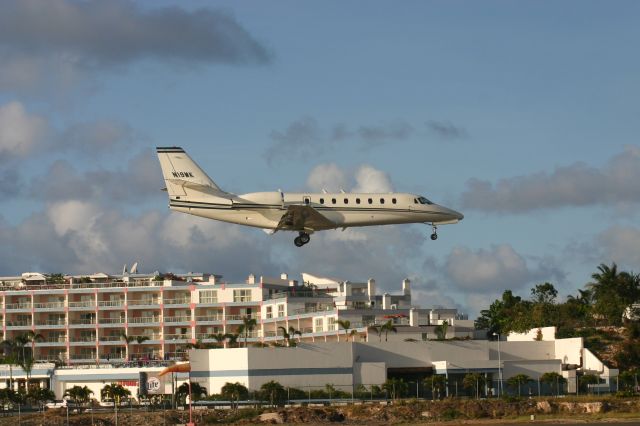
[277,304,285,318]
[315,318,323,332]
[327,317,337,331]
[233,289,251,302]
[199,290,217,304]
[266,306,273,319]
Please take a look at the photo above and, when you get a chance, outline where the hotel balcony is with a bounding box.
[163,298,191,307]
[127,299,160,309]
[226,314,260,322]
[33,302,65,311]
[6,320,33,329]
[68,301,96,311]
[128,316,160,326]
[163,316,191,324]
[194,315,223,324]
[98,318,125,327]
[97,300,125,309]
[68,318,96,328]
[5,303,32,311]
[35,320,66,329]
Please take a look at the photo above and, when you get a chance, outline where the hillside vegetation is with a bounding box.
[475,263,640,373]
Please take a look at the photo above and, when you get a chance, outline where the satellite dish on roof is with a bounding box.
[131,262,139,274]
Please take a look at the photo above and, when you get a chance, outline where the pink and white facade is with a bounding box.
[0,271,472,364]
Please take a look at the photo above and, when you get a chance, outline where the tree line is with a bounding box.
[475,262,640,370]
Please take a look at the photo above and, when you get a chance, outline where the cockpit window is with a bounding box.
[417,196,433,205]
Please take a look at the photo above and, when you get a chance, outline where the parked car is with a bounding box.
[45,400,68,409]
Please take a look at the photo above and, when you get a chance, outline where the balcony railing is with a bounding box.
[69,353,97,360]
[129,334,161,341]
[199,298,218,304]
[226,314,260,321]
[98,300,124,307]
[164,316,191,323]
[70,336,96,343]
[5,303,32,310]
[36,320,66,326]
[99,317,124,324]
[129,317,159,324]
[195,315,223,322]
[34,302,65,309]
[99,336,123,342]
[68,301,95,308]
[69,318,96,325]
[128,300,159,306]
[291,306,335,315]
[163,298,191,305]
[44,336,67,343]
[6,320,32,327]
[164,334,190,340]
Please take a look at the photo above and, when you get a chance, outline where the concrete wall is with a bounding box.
[554,337,583,366]
[507,326,557,342]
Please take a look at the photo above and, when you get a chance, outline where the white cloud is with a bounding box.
[306,163,348,192]
[0,101,48,160]
[461,146,640,213]
[596,225,640,267]
[353,165,394,193]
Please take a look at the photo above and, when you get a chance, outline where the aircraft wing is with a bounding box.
[275,205,336,232]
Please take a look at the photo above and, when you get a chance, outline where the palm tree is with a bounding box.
[120,332,135,361]
[14,334,30,363]
[424,375,447,400]
[260,380,285,407]
[277,326,302,347]
[135,335,150,356]
[540,372,566,396]
[101,383,131,403]
[220,382,248,410]
[434,320,449,340]
[367,325,382,342]
[238,317,257,347]
[176,382,207,405]
[1,339,19,389]
[24,331,43,360]
[337,319,357,342]
[208,333,227,348]
[380,320,397,342]
[463,373,486,399]
[64,385,93,412]
[507,373,532,397]
[17,356,35,391]
[225,333,240,348]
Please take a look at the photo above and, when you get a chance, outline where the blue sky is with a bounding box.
[1,0,639,317]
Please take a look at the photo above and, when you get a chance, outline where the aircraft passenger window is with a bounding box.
[356,198,361,204]
[344,198,348,204]
[368,198,373,204]
[332,198,336,204]
[320,198,324,204]
[392,198,397,204]
[380,198,385,204]
[414,198,418,204]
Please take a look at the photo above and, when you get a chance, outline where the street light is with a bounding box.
[493,332,502,397]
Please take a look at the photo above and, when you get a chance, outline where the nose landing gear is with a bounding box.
[294,232,311,247]
[430,225,438,241]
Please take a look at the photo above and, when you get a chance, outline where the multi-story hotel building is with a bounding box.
[0,271,472,364]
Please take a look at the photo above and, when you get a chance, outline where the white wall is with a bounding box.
[507,326,556,341]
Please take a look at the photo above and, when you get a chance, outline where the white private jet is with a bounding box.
[156,147,463,247]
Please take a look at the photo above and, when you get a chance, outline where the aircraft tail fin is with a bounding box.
[156,147,226,197]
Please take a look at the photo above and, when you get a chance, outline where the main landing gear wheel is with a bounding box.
[430,224,438,240]
[430,233,438,241]
[294,232,311,247]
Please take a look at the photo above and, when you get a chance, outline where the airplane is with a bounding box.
[156,147,463,247]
